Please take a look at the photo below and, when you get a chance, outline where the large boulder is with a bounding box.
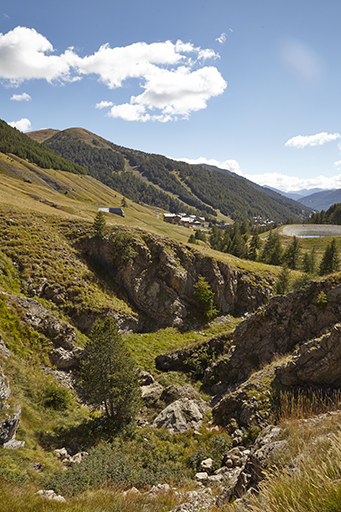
[0,405,22,446]
[160,385,202,404]
[152,398,210,433]
[49,346,83,370]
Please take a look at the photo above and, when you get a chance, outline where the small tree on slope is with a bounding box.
[92,211,106,239]
[193,276,218,321]
[78,318,141,424]
[319,238,340,276]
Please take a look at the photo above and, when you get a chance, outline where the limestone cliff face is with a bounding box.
[204,278,341,388]
[81,229,274,329]
[276,323,341,387]
[205,276,341,427]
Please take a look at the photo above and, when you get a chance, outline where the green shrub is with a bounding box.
[193,276,218,321]
[42,383,71,411]
[292,274,310,292]
[317,291,328,310]
[109,228,137,265]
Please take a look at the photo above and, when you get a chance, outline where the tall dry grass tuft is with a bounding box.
[247,429,341,512]
[275,388,341,422]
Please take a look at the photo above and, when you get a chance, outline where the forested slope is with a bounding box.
[0,120,87,175]
[29,126,312,223]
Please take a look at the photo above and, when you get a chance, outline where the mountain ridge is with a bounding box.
[27,126,313,223]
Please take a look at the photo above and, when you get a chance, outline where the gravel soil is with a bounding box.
[282,224,341,237]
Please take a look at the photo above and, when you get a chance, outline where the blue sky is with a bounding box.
[2,0,341,193]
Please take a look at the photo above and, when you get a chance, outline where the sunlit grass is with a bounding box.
[124,316,241,372]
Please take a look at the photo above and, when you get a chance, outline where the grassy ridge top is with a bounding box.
[0,120,87,175]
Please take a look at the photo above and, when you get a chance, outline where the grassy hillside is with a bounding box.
[27,126,312,223]
[0,120,87,176]
[1,127,341,512]
[0,151,257,510]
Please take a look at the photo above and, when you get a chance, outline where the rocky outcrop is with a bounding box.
[35,490,66,503]
[0,335,10,359]
[0,337,24,449]
[81,230,274,328]
[0,405,22,447]
[169,488,216,512]
[205,278,341,389]
[54,446,88,465]
[3,293,82,369]
[152,398,210,433]
[276,323,341,387]
[5,294,76,350]
[216,425,287,506]
[0,369,11,403]
[200,277,341,429]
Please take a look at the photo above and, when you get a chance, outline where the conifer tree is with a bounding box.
[303,247,316,274]
[193,276,218,321]
[78,318,141,424]
[275,264,291,295]
[249,232,261,261]
[319,238,340,275]
[261,231,283,265]
[92,211,106,239]
[284,236,301,270]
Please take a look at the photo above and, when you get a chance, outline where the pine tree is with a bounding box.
[249,232,261,261]
[92,211,106,239]
[193,277,218,321]
[319,239,340,275]
[303,247,316,274]
[284,236,301,270]
[275,265,291,295]
[261,231,283,265]
[78,318,141,424]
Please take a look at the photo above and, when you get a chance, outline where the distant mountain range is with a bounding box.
[299,189,341,212]
[265,185,341,212]
[26,126,313,223]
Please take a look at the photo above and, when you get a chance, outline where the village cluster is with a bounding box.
[163,213,206,228]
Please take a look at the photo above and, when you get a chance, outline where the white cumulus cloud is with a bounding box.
[10,92,31,101]
[95,100,114,110]
[285,132,341,148]
[0,27,226,122]
[109,65,227,122]
[8,118,31,132]
[0,26,76,84]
